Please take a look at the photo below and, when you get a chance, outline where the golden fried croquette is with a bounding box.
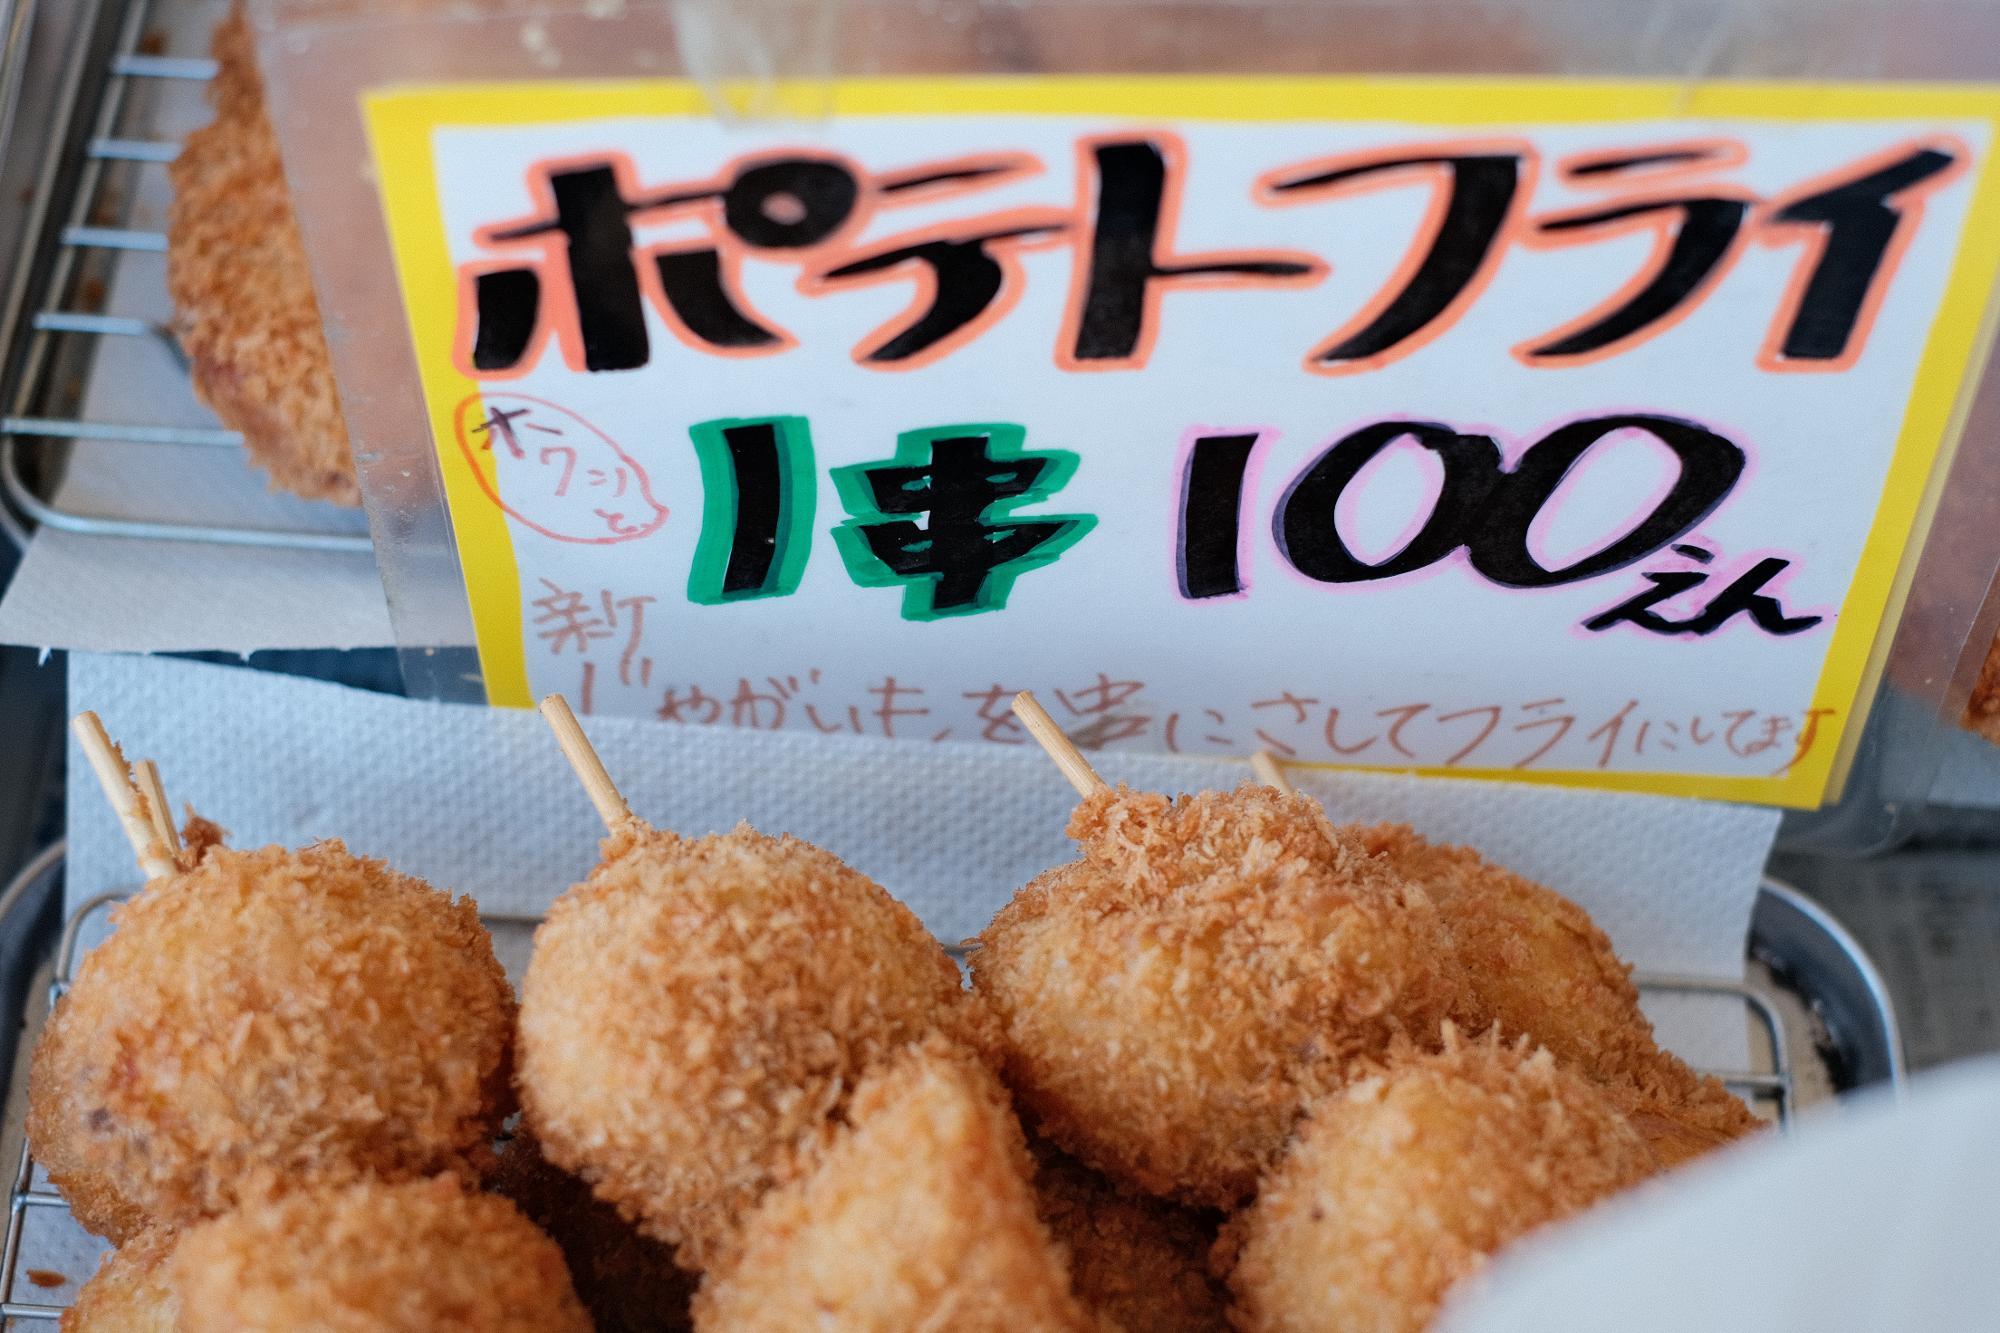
[1031,1144,1228,1333]
[1224,1031,1658,1333]
[61,1227,180,1332]
[971,784,1464,1207]
[518,822,990,1270]
[166,14,357,505]
[27,1065,152,1245]
[1594,1045,1766,1170]
[171,1175,590,1332]
[1357,824,1763,1169]
[1356,823,1650,1076]
[489,1132,695,1333]
[28,839,515,1240]
[692,1037,1094,1332]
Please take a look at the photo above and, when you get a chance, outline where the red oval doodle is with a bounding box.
[454,392,668,544]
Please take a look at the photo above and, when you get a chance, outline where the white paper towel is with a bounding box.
[1438,1057,2000,1333]
[65,651,1776,1071]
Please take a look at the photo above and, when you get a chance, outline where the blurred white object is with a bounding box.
[1439,1057,2000,1333]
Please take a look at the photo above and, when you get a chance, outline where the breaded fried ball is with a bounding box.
[1594,1044,1765,1170]
[518,822,990,1270]
[971,784,1464,1207]
[28,839,515,1241]
[489,1132,695,1333]
[1031,1144,1228,1333]
[1357,823,1649,1075]
[171,1175,590,1332]
[166,14,357,505]
[1224,1032,1658,1333]
[691,1037,1094,1332]
[1359,824,1762,1168]
[62,1226,180,1332]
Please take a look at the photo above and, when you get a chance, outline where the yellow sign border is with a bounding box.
[364,75,2000,809]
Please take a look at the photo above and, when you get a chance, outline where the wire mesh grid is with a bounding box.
[0,889,1796,1324]
[0,0,369,553]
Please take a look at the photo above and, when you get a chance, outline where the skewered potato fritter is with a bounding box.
[1224,1032,1659,1333]
[166,13,358,505]
[1594,1045,1767,1170]
[171,1175,590,1332]
[517,821,991,1271]
[39,689,1762,1328]
[1355,822,1649,1070]
[692,1038,1095,1332]
[972,784,1466,1208]
[61,1226,180,1332]
[28,838,515,1242]
[1358,823,1762,1168]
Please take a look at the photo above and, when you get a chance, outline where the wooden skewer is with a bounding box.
[1011,691,1108,798]
[132,758,182,860]
[539,694,633,831]
[71,712,176,880]
[1250,749,1297,796]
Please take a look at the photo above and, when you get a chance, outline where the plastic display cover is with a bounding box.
[250,0,2000,847]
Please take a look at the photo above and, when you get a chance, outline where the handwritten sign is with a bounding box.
[364,79,2000,807]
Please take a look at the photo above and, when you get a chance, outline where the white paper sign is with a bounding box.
[366,78,2000,806]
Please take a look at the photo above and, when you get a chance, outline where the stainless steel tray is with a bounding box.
[0,846,1907,1322]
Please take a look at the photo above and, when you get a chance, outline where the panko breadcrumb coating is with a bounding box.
[171,1175,590,1332]
[1032,1145,1228,1333]
[518,822,990,1271]
[1358,824,1762,1169]
[1224,1032,1658,1333]
[1594,1044,1766,1170]
[971,784,1464,1207]
[691,1038,1095,1332]
[61,1226,180,1332]
[1356,823,1649,1075]
[27,839,515,1240]
[489,1132,695,1333]
[166,13,357,505]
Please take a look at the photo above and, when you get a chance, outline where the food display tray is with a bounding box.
[0,844,1905,1323]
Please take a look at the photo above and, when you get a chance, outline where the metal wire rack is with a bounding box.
[0,0,369,553]
[0,886,1796,1324]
